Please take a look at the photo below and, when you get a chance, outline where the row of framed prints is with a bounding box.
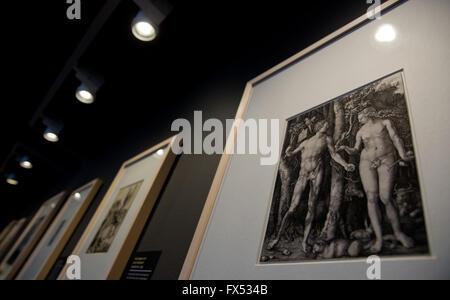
[0,137,177,280]
[1,0,449,280]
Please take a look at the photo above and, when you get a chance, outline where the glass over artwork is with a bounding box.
[6,217,45,266]
[87,181,143,254]
[260,71,429,263]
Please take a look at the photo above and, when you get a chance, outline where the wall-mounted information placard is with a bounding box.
[122,251,162,281]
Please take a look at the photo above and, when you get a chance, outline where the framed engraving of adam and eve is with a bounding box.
[181,0,449,280]
[260,71,430,263]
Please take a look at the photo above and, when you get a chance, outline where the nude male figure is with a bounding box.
[339,107,414,253]
[268,120,355,253]
[276,119,315,231]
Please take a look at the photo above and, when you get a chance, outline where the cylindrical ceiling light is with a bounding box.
[132,11,158,42]
[74,68,103,104]
[43,128,60,143]
[6,174,19,186]
[131,0,172,42]
[19,156,33,169]
[43,118,63,143]
[75,83,95,104]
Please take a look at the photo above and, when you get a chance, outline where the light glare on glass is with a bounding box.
[375,24,397,42]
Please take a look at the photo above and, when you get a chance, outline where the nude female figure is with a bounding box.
[339,107,414,253]
[268,120,355,253]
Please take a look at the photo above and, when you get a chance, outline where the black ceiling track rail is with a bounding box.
[0,0,123,176]
[29,0,123,127]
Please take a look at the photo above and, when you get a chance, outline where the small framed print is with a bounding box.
[0,192,66,280]
[0,219,27,263]
[16,179,102,280]
[58,137,178,280]
[0,221,16,245]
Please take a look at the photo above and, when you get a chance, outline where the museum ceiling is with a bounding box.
[0,0,388,219]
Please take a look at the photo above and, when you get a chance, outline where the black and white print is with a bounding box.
[87,181,143,254]
[260,71,429,263]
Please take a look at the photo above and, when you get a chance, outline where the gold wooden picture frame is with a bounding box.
[0,221,16,245]
[179,0,403,279]
[0,192,66,280]
[57,136,178,280]
[16,179,102,280]
[0,219,27,263]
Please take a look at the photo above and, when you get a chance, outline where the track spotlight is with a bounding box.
[132,11,158,41]
[43,118,63,143]
[19,156,33,169]
[132,0,172,42]
[6,174,19,186]
[75,68,103,104]
[76,83,95,104]
[44,129,59,143]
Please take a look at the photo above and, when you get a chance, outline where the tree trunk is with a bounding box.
[277,158,291,231]
[321,102,345,241]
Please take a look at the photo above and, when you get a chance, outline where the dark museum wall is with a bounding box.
[0,0,389,279]
[49,67,250,279]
